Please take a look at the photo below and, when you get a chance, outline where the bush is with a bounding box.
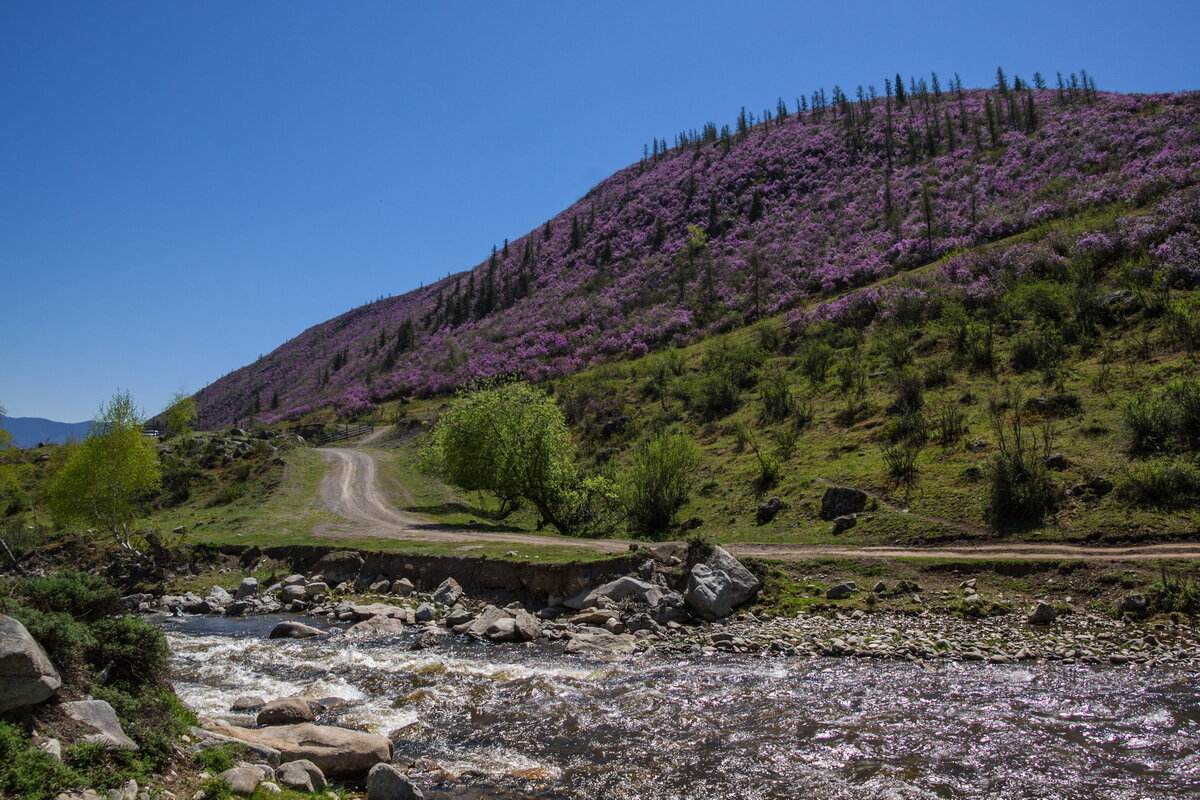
[0,603,95,682]
[757,367,794,422]
[10,571,122,621]
[882,440,921,488]
[0,722,84,800]
[930,402,969,445]
[890,368,924,413]
[555,475,622,539]
[676,371,741,418]
[88,617,172,688]
[1123,379,1200,453]
[1116,458,1200,505]
[799,342,835,386]
[620,431,698,539]
[985,414,1059,526]
[1146,569,1200,615]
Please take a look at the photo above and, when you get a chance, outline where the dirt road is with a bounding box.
[318,444,1200,562]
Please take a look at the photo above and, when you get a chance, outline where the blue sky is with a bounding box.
[2,0,1198,423]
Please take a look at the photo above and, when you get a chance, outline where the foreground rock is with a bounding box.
[257,697,316,725]
[205,722,392,778]
[0,614,62,712]
[367,762,424,800]
[821,485,868,520]
[684,547,762,621]
[565,576,663,610]
[276,759,327,792]
[565,628,638,656]
[62,700,138,750]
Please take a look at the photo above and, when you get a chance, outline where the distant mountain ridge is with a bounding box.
[0,416,93,448]
[192,75,1200,429]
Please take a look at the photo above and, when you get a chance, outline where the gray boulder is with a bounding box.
[231,695,266,712]
[1118,594,1148,616]
[443,604,473,628]
[431,578,463,607]
[268,621,325,640]
[282,574,306,587]
[61,700,138,750]
[208,586,235,606]
[236,578,259,600]
[684,563,735,621]
[347,616,410,637]
[825,582,858,600]
[280,585,307,604]
[821,486,868,520]
[216,766,263,795]
[257,698,316,726]
[414,603,436,622]
[0,615,62,712]
[565,576,664,610]
[366,763,423,800]
[1027,602,1058,625]
[391,578,415,596]
[756,497,784,525]
[276,759,327,792]
[304,582,329,597]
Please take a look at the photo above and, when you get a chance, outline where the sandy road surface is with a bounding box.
[317,445,1200,561]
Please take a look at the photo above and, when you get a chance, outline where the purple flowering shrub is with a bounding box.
[195,84,1200,428]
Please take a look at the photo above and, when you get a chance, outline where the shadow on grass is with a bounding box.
[404,503,528,533]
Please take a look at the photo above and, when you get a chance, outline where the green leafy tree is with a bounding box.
[0,403,10,449]
[422,382,576,533]
[620,429,698,539]
[46,392,161,553]
[161,392,196,439]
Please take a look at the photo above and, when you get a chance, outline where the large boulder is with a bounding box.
[348,615,411,637]
[683,546,761,621]
[367,763,423,800]
[277,759,327,792]
[235,578,259,600]
[257,698,316,726]
[204,723,392,778]
[216,765,263,795]
[208,586,235,606]
[310,551,364,584]
[61,700,139,750]
[431,578,463,607]
[0,615,62,712]
[565,577,663,610]
[268,621,325,640]
[1027,601,1058,625]
[821,486,868,520]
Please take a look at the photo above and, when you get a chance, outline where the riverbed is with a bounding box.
[163,613,1200,799]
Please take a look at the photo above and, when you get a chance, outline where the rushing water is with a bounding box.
[161,614,1200,799]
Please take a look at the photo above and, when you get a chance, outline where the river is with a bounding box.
[161,613,1200,799]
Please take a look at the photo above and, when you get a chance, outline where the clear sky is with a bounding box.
[2,0,1198,422]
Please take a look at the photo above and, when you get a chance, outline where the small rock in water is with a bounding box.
[230,695,266,712]
[268,621,325,640]
[257,698,316,726]
[411,630,440,650]
[366,763,424,800]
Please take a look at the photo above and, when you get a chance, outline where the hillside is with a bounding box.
[192,74,1200,430]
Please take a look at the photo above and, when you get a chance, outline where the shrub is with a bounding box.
[10,570,122,621]
[555,475,622,539]
[930,401,969,445]
[0,722,84,800]
[1123,379,1200,453]
[799,342,835,386]
[1116,458,1200,505]
[890,368,924,413]
[677,371,741,418]
[758,367,794,422]
[882,440,921,488]
[0,603,95,682]
[620,431,698,539]
[884,410,928,445]
[985,413,1059,526]
[88,617,172,688]
[836,357,867,394]
[1146,569,1200,615]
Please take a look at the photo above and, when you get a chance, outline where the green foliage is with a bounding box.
[985,410,1059,526]
[620,430,698,539]
[422,382,576,533]
[0,722,85,800]
[8,569,122,620]
[930,401,969,445]
[194,744,240,774]
[1116,457,1200,505]
[0,603,96,681]
[890,368,924,412]
[555,475,622,539]
[88,616,172,687]
[161,392,197,439]
[1122,379,1200,454]
[882,439,921,489]
[799,342,835,387]
[757,366,794,422]
[1146,569,1200,615]
[46,391,161,552]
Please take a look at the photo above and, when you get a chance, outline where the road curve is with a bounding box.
[317,446,1200,561]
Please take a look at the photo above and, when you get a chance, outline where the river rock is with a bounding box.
[280,585,307,604]
[304,582,329,597]
[432,578,464,607]
[231,695,266,712]
[0,615,63,712]
[565,577,663,610]
[391,578,415,596]
[258,698,316,726]
[821,486,868,520]
[236,578,259,600]
[460,605,507,638]
[62,700,138,750]
[348,615,410,637]
[366,763,424,800]
[216,766,263,795]
[204,723,391,778]
[684,563,735,621]
[512,609,542,641]
[826,582,858,600]
[282,574,307,587]
[268,621,325,639]
[565,628,638,656]
[208,586,235,606]
[276,759,326,792]
[310,551,364,584]
[1027,602,1058,625]
[444,604,473,628]
[1118,594,1148,616]
[411,629,441,650]
[703,546,761,607]
[567,608,622,626]
[414,603,436,622]
[351,603,410,621]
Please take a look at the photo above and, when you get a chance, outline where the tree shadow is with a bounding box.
[403,503,527,533]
